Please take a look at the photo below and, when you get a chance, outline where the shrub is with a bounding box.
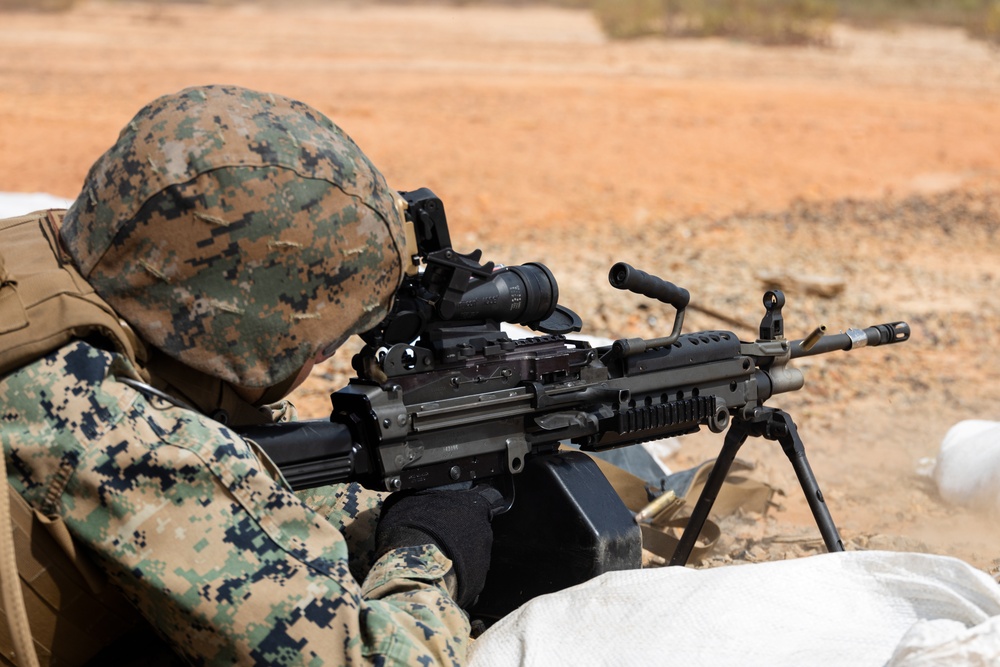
[590,0,664,39]
[0,0,76,9]
[968,1,1000,43]
[591,0,835,46]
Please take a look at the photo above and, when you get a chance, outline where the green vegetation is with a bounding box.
[587,0,1000,45]
[833,0,997,29]
[6,0,998,46]
[0,0,76,9]
[590,0,833,44]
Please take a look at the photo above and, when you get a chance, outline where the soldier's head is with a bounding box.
[61,85,406,394]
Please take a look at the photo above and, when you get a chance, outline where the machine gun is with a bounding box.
[240,188,910,620]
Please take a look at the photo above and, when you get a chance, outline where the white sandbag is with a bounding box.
[469,551,1000,667]
[934,419,1000,513]
[889,616,1000,666]
[0,192,73,218]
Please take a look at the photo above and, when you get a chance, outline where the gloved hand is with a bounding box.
[375,485,503,608]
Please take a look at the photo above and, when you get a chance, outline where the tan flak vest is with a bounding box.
[0,210,144,667]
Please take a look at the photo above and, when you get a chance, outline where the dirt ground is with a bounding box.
[2,1,1000,574]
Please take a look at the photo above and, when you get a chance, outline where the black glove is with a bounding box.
[375,485,502,608]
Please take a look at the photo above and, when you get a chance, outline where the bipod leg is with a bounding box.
[768,409,844,553]
[668,408,843,566]
[668,419,752,566]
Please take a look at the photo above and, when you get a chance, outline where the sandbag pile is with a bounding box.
[469,551,1000,666]
[934,420,1000,515]
[0,192,73,218]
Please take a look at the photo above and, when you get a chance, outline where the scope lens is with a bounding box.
[450,262,558,325]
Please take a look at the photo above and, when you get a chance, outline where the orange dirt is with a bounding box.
[2,1,1000,572]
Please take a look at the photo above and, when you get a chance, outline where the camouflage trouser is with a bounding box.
[1,342,470,666]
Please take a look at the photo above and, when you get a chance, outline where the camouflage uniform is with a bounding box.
[0,86,472,665]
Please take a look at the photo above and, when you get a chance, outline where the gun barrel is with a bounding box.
[791,321,910,358]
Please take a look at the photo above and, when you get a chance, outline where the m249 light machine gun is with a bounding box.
[241,188,910,619]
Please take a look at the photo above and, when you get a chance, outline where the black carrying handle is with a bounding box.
[609,262,691,311]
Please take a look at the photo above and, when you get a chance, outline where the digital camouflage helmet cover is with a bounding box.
[61,85,406,388]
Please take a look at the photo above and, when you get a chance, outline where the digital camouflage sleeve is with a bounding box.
[0,341,471,666]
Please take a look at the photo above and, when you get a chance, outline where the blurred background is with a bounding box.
[2,0,999,571]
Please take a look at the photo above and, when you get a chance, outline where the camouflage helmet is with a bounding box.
[61,85,406,388]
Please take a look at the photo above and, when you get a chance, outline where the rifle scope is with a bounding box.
[445,262,559,325]
[376,261,563,345]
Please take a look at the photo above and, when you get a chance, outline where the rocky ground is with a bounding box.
[2,1,999,574]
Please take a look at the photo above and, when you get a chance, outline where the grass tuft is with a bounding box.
[588,0,1000,45]
[591,0,835,45]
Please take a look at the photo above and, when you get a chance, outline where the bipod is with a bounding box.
[668,406,844,566]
